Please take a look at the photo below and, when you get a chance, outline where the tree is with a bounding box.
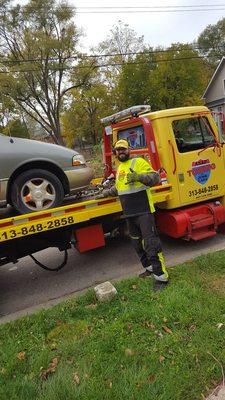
[3,118,29,138]
[94,21,145,91]
[62,78,112,147]
[97,20,144,66]
[0,0,94,145]
[117,50,156,109]
[197,18,225,67]
[147,44,210,110]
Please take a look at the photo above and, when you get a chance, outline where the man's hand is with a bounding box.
[95,192,106,199]
[126,168,139,184]
[95,188,111,199]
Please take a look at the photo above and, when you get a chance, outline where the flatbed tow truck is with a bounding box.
[1,104,225,270]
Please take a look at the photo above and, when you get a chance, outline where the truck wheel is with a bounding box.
[11,169,64,214]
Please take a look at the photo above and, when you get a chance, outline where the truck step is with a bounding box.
[190,213,214,229]
[190,229,216,241]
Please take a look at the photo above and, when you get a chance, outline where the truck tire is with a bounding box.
[11,169,64,214]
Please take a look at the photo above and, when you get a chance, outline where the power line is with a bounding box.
[76,4,225,8]
[20,3,225,13]
[0,45,223,64]
[0,54,218,74]
[74,8,225,14]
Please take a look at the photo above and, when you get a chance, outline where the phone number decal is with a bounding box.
[189,184,218,197]
[0,216,75,241]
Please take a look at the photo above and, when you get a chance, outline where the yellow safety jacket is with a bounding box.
[115,157,156,217]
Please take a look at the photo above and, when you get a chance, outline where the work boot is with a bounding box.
[139,269,152,278]
[153,280,169,291]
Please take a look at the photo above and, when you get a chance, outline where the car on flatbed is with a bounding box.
[0,134,94,214]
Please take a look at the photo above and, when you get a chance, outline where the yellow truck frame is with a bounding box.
[0,182,172,267]
[1,104,225,268]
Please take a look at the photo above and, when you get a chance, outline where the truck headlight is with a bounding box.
[72,154,86,166]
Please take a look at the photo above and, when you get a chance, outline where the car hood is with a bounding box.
[9,136,78,156]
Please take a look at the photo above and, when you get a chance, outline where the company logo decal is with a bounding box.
[117,170,127,181]
[187,159,215,185]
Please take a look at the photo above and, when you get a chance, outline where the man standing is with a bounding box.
[96,139,169,291]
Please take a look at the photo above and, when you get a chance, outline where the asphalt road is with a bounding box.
[1,231,225,324]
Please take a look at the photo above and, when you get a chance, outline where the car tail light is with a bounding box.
[72,154,86,166]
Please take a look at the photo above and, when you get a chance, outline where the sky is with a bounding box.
[71,0,225,50]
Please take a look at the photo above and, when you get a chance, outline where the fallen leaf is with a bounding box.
[155,330,163,338]
[40,357,59,381]
[108,381,113,388]
[159,355,165,363]
[144,321,155,330]
[189,324,196,332]
[132,285,137,290]
[85,304,97,309]
[136,380,145,388]
[49,357,58,371]
[162,325,172,334]
[163,317,168,323]
[17,351,25,361]
[55,320,62,326]
[0,368,6,375]
[148,374,156,382]
[216,323,224,329]
[125,348,135,356]
[66,357,75,365]
[126,324,133,331]
[72,372,80,385]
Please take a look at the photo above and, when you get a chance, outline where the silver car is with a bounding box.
[0,134,94,214]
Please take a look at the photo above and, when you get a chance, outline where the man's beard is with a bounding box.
[118,153,130,162]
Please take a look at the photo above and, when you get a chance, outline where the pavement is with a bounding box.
[207,386,225,399]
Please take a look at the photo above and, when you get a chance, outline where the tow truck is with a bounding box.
[1,104,225,270]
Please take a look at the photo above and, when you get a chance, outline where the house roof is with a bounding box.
[202,57,225,99]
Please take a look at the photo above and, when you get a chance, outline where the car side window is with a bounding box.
[172,117,215,153]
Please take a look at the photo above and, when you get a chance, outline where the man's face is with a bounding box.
[115,147,130,162]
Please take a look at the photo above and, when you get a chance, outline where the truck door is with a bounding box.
[170,114,224,206]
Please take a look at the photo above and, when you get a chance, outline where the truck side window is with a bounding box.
[172,117,215,153]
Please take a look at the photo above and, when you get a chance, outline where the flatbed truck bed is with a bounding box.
[0,183,172,267]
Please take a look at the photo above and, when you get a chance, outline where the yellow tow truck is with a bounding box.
[1,104,224,269]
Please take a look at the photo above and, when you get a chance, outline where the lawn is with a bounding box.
[1,250,225,400]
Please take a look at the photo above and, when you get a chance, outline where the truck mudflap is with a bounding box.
[156,200,225,241]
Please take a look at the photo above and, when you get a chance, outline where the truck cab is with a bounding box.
[101,105,225,240]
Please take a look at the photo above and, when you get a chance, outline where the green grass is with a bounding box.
[1,250,225,400]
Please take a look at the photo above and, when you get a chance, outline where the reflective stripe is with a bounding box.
[115,157,155,213]
[158,252,168,278]
[130,158,136,170]
[153,273,168,282]
[130,235,141,239]
[118,186,148,195]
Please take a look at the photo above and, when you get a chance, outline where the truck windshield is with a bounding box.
[118,125,146,149]
[173,117,215,153]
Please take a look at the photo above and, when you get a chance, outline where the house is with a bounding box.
[202,57,225,138]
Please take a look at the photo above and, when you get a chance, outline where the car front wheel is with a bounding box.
[11,169,64,214]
